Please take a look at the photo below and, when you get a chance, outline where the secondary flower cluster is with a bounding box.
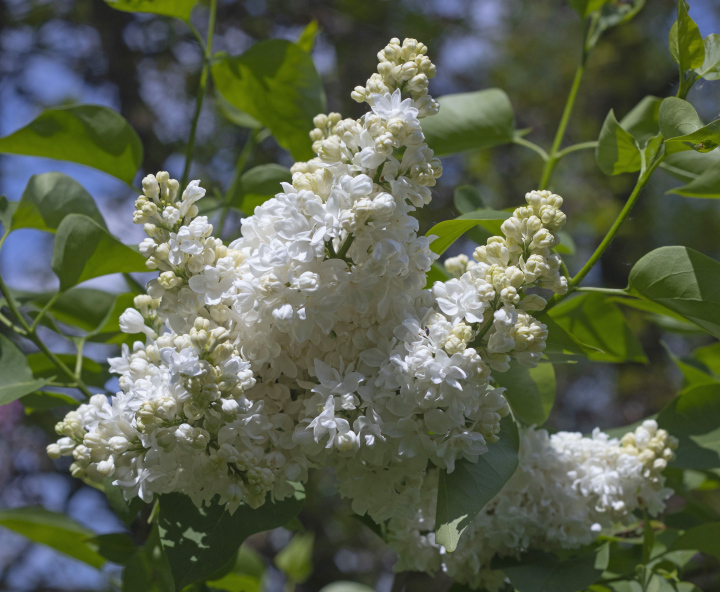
[48,39,564,522]
[387,420,678,591]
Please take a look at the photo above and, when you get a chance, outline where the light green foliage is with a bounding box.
[104,0,198,21]
[495,544,609,592]
[697,33,720,80]
[596,109,641,175]
[620,96,662,147]
[629,246,720,339]
[158,486,305,590]
[51,214,147,290]
[435,416,519,551]
[296,20,319,52]
[12,173,105,233]
[274,532,314,584]
[426,210,510,255]
[319,584,375,592]
[421,89,515,156]
[660,98,720,153]
[548,293,647,363]
[453,185,485,214]
[0,334,48,406]
[0,506,106,568]
[0,105,142,185]
[212,40,326,161]
[669,0,705,72]
[493,361,555,426]
[230,164,292,213]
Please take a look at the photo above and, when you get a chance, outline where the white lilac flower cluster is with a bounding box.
[47,39,566,521]
[387,420,678,591]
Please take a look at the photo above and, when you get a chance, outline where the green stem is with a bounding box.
[555,140,598,159]
[30,292,61,332]
[513,136,549,161]
[336,234,355,260]
[538,63,585,190]
[75,338,86,379]
[575,286,628,296]
[180,0,217,190]
[676,71,699,101]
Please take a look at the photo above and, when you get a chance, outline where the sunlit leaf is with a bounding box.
[0,105,142,185]
[215,92,263,129]
[52,214,147,290]
[296,20,319,52]
[0,506,105,568]
[0,334,49,407]
[628,246,720,339]
[319,584,375,592]
[212,40,326,161]
[426,210,510,256]
[421,89,515,156]
[569,0,609,18]
[493,361,555,427]
[548,293,647,363]
[104,0,198,21]
[669,0,705,72]
[12,173,105,233]
[435,415,519,552]
[596,110,641,175]
[697,33,720,80]
[158,485,305,590]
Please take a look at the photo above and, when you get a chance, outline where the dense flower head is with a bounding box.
[49,38,568,523]
[386,420,678,590]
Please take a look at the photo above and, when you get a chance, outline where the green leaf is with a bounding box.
[426,210,510,256]
[52,214,147,290]
[453,185,485,214]
[435,415,519,552]
[620,96,662,147]
[20,391,79,413]
[274,532,314,584]
[232,164,291,213]
[555,230,576,255]
[122,523,174,592]
[669,0,705,72]
[628,246,720,339]
[87,532,137,565]
[158,486,305,590]
[104,0,198,21]
[0,105,142,185]
[425,261,452,290]
[493,361,555,427]
[27,352,110,386]
[103,479,146,527]
[548,293,647,363]
[658,97,705,143]
[319,584,375,592]
[668,163,720,198]
[215,92,263,129]
[495,544,609,592]
[207,546,266,592]
[31,288,119,332]
[296,20,319,52]
[421,89,515,156]
[569,0,609,18]
[697,33,720,80]
[661,342,719,387]
[662,149,720,183]
[0,334,49,406]
[212,40,326,161]
[12,173,105,233]
[664,116,720,153]
[0,506,105,568]
[694,342,720,376]
[596,110,641,175]
[672,522,720,558]
[657,383,720,470]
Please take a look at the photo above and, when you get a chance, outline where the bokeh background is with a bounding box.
[1,0,720,590]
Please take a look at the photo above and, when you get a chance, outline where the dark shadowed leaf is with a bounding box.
[0,105,142,185]
[658,383,720,471]
[453,185,485,214]
[27,353,110,386]
[0,334,49,406]
[212,40,326,161]
[596,110,641,175]
[12,173,105,233]
[158,486,305,590]
[20,391,79,413]
[672,522,720,558]
[0,506,105,568]
[231,164,291,213]
[87,532,137,565]
[426,210,510,256]
[494,544,609,592]
[31,288,118,332]
[493,361,555,427]
[628,246,720,339]
[661,149,720,183]
[435,415,519,552]
[52,214,147,290]
[421,89,515,156]
[104,0,198,21]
